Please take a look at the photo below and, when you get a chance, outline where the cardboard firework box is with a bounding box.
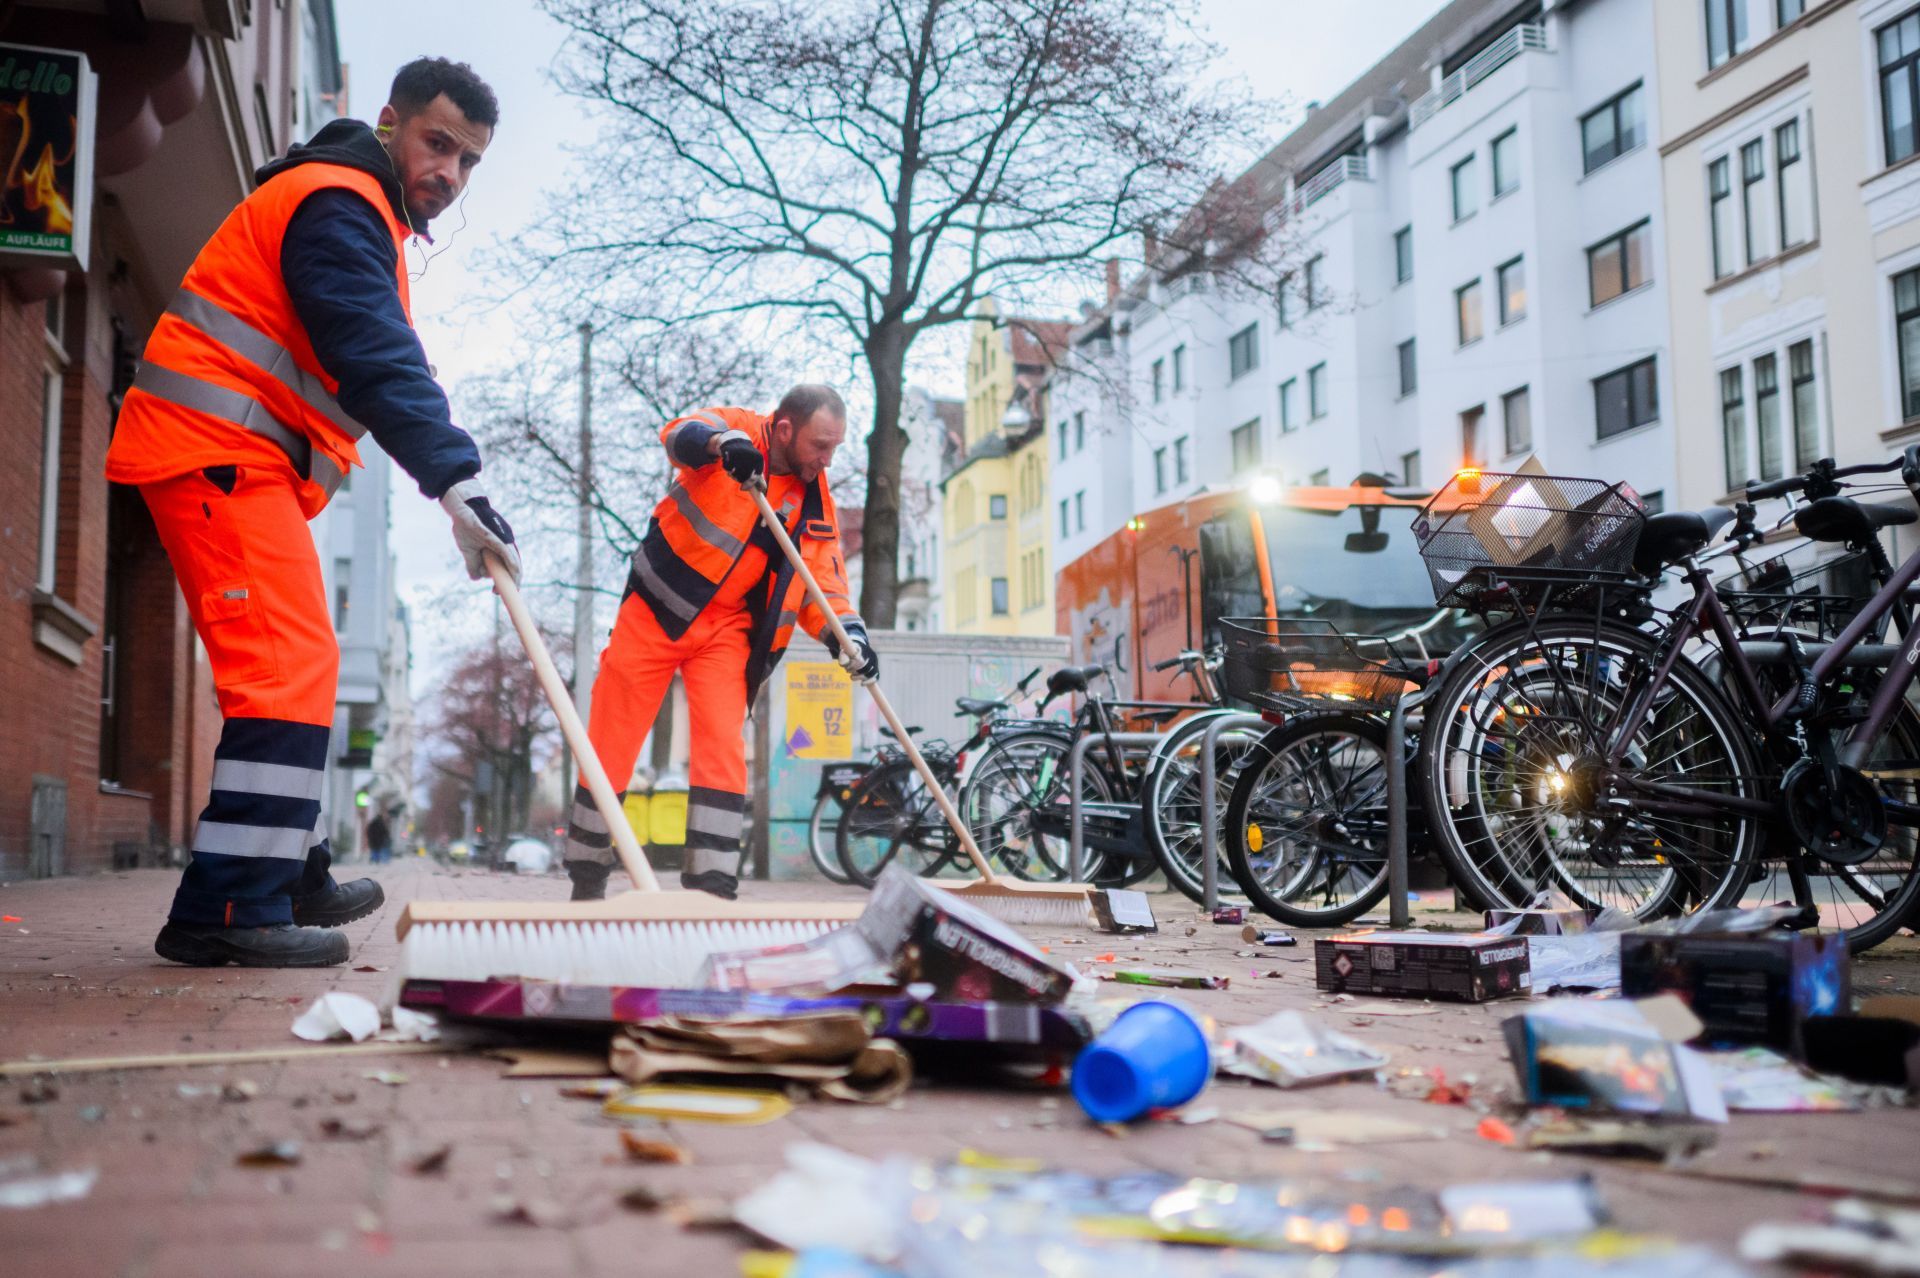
[1618,928,1850,1058]
[1316,931,1532,1002]
[854,865,1076,1004]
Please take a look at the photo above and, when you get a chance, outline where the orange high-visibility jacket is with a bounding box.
[105,163,409,516]
[629,406,859,699]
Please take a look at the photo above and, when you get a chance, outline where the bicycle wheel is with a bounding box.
[1224,715,1393,927]
[807,789,854,885]
[1143,713,1266,904]
[1419,615,1763,920]
[835,758,954,888]
[959,729,1112,882]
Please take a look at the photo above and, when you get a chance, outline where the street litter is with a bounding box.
[1741,1197,1920,1275]
[318,1116,382,1141]
[406,1145,452,1175]
[1220,1010,1388,1087]
[1211,906,1245,925]
[1089,888,1157,934]
[608,1008,910,1103]
[1098,968,1229,990]
[1241,926,1296,947]
[1706,1046,1861,1112]
[1225,1108,1440,1147]
[1803,1012,1920,1089]
[1507,1115,1719,1161]
[361,1070,408,1086]
[235,1141,302,1167]
[0,1156,96,1209]
[291,991,381,1042]
[1386,1067,1475,1105]
[619,1129,694,1162]
[490,1195,577,1228]
[1316,931,1530,1002]
[1070,1000,1210,1123]
[603,1084,793,1125]
[1504,996,1727,1123]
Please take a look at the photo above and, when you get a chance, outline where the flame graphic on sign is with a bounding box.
[21,143,72,233]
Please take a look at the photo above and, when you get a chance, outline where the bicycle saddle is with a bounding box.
[1794,495,1919,545]
[1632,507,1736,576]
[955,697,1008,715]
[879,725,924,740]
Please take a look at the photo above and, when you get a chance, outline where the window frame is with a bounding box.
[1394,226,1413,284]
[1789,337,1820,470]
[1491,127,1520,198]
[1279,378,1298,432]
[1880,10,1920,168]
[1897,265,1920,421]
[1774,118,1811,250]
[1400,449,1421,488]
[1502,385,1532,456]
[1228,323,1259,381]
[1307,362,1328,420]
[1172,343,1187,392]
[991,576,1010,616]
[1396,337,1417,398]
[1174,435,1191,485]
[1580,83,1644,175]
[989,493,1008,520]
[1594,356,1661,441]
[1497,255,1527,326]
[1153,446,1168,494]
[1059,498,1070,540]
[1456,277,1484,346]
[1057,418,1069,460]
[1721,365,1749,493]
[1709,156,1735,279]
[1151,358,1164,404]
[1587,219,1651,308]
[1075,490,1086,533]
[1754,351,1784,482]
[1231,419,1262,472]
[1706,0,1748,71]
[1450,154,1478,222]
[1740,137,1767,267]
[1776,0,1805,27]
[1074,409,1086,452]
[1304,254,1324,311]
[36,363,63,594]
[1460,404,1486,469]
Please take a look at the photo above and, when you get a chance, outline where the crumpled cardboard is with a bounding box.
[610,1010,910,1104]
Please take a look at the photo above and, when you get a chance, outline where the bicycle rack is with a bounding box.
[1195,713,1267,915]
[1065,732,1173,885]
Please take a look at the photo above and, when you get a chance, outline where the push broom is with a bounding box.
[393,555,863,991]
[745,480,1096,929]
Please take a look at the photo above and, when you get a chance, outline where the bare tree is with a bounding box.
[529,0,1262,625]
[423,624,571,849]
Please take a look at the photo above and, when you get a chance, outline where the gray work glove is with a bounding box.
[825,618,879,684]
[440,478,521,584]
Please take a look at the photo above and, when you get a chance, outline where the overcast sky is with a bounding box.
[330,0,1451,700]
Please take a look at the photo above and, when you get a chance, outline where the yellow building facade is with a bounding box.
[941,302,1066,635]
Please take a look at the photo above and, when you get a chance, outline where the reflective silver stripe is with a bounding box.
[687,846,742,876]
[567,842,617,867]
[776,610,798,630]
[164,290,370,441]
[686,802,744,841]
[666,484,745,558]
[133,362,309,457]
[570,800,609,835]
[629,550,700,624]
[210,759,325,802]
[714,428,751,447]
[310,451,346,499]
[192,820,313,861]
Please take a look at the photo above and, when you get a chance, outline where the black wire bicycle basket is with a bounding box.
[1716,546,1876,638]
[1412,470,1648,611]
[1220,618,1420,715]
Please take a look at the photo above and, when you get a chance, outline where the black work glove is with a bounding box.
[718,437,765,484]
[825,619,879,683]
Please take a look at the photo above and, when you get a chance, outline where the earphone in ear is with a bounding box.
[375,123,393,137]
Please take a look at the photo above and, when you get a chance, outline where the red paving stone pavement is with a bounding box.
[1,861,1917,1277]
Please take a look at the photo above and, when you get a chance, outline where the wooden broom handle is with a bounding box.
[485,554,660,892]
[746,483,1000,883]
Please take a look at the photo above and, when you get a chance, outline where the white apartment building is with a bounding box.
[896,385,961,631]
[1657,0,1920,512]
[1051,0,1683,572]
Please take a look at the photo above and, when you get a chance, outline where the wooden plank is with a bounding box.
[1,1040,456,1078]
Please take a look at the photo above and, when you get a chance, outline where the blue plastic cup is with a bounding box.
[1071,1000,1211,1123]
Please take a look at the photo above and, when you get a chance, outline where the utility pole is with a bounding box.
[569,321,597,808]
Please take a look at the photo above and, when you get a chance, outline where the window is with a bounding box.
[1174,436,1190,484]
[1401,449,1422,488]
[1304,255,1324,311]
[1172,344,1187,392]
[1588,220,1651,307]
[1720,366,1748,492]
[1153,446,1168,494]
[1276,274,1293,328]
[1307,363,1328,419]
[1706,0,1748,70]
[1057,418,1069,459]
[1309,468,1330,486]
[1075,491,1086,533]
[1776,120,1812,250]
[37,366,62,593]
[1642,489,1667,515]
[333,557,352,631]
[1502,386,1532,456]
[1152,358,1165,403]
[1596,357,1660,440]
[1456,278,1483,346]
[1754,352,1783,482]
[1789,339,1819,470]
[1074,410,1086,452]
[1460,405,1485,468]
[1581,84,1644,174]
[1498,257,1527,325]
[1279,379,1298,432]
[1777,0,1805,25]
[1231,420,1262,472]
[1882,11,1920,167]
[1059,498,1070,539]
[989,494,1007,519]
[1397,338,1417,397]
[1492,128,1519,197]
[1228,324,1259,380]
[1394,226,1413,284]
[991,577,1009,616]
[1741,138,1768,266]
[1709,157,1736,279]
[1897,267,1920,419]
[1450,155,1478,221]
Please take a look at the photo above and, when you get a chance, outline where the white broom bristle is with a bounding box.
[400,918,843,990]
[960,895,1096,928]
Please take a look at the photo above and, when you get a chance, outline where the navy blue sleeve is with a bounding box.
[281,188,481,499]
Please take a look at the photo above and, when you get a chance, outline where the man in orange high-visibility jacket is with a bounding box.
[106,59,520,968]
[565,385,876,901]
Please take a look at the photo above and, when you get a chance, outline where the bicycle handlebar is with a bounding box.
[1746,457,1903,501]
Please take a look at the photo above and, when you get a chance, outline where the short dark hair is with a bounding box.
[774,384,846,427]
[389,57,499,129]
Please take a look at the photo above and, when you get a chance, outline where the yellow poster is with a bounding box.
[784,661,854,759]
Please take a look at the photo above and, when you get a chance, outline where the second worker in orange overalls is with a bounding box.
[564,385,876,900]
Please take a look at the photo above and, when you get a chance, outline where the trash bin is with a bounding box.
[648,772,689,848]
[622,792,650,846]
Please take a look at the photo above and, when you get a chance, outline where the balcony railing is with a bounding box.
[1409,24,1549,130]
[1292,155,1369,213]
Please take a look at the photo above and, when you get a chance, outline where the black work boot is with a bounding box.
[567,860,611,902]
[680,869,739,901]
[154,922,349,968]
[290,878,385,928]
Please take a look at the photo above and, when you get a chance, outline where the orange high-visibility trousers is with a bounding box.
[140,464,339,925]
[566,591,750,878]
